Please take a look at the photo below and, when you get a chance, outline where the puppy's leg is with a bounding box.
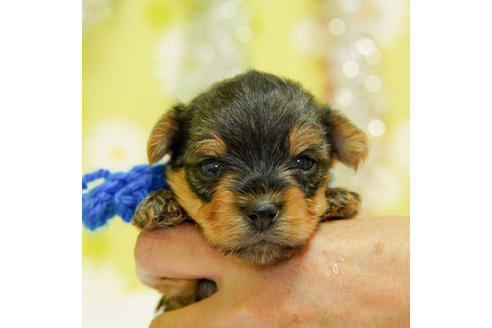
[321,188,361,221]
[155,279,199,312]
[132,189,189,230]
[154,279,218,312]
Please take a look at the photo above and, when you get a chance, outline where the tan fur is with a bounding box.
[278,186,316,243]
[167,169,206,218]
[195,133,227,158]
[308,174,332,217]
[147,111,179,165]
[329,111,368,170]
[288,125,325,157]
[167,169,246,249]
[274,175,329,246]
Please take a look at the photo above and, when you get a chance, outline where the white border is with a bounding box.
[411,1,492,326]
[0,1,81,327]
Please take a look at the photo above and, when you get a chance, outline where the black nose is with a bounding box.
[245,201,279,231]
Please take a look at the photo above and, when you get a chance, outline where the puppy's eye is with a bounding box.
[200,161,222,176]
[294,156,315,171]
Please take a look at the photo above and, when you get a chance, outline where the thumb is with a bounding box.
[135,223,231,283]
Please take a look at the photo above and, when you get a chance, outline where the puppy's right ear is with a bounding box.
[147,105,184,165]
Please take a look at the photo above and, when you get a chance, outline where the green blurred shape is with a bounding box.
[145,0,172,29]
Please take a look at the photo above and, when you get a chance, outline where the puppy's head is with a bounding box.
[148,71,367,265]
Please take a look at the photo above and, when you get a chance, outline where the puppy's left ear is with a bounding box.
[319,107,368,170]
[147,104,184,165]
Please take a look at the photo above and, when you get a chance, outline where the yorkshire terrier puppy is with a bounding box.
[132,70,368,311]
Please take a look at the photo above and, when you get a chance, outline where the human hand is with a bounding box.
[135,216,409,328]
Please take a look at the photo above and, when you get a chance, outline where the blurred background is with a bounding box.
[82,0,409,326]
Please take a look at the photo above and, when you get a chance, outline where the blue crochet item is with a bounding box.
[82,164,169,231]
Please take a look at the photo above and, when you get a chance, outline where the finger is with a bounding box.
[134,223,232,282]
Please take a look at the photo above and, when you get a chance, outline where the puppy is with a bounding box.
[132,70,368,311]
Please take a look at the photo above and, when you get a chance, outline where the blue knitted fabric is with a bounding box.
[82,164,169,231]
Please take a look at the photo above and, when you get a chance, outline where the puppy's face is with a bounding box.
[147,71,367,264]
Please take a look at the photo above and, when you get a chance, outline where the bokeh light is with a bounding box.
[368,119,386,137]
[329,18,347,36]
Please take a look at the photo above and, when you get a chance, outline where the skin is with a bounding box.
[135,216,409,328]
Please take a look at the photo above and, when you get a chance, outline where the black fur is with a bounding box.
[167,71,333,203]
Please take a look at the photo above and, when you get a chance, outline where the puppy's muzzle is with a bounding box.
[244,200,280,231]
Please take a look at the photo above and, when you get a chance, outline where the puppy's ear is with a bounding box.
[147,105,184,165]
[319,107,368,170]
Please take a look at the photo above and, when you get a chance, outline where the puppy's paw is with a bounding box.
[132,189,189,230]
[321,188,361,221]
